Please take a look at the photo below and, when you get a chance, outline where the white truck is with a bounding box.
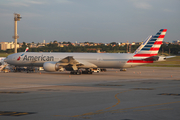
[92,68,101,73]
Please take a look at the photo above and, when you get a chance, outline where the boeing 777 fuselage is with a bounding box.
[6,52,136,68]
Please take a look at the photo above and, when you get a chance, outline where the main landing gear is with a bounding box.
[70,69,93,75]
[70,70,82,75]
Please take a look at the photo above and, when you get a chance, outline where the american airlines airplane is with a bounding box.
[5,29,167,74]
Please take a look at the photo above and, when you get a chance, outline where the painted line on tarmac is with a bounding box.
[109,101,180,114]
[0,85,57,90]
[0,111,36,116]
[103,90,132,111]
[54,84,180,118]
[54,101,180,118]
[159,93,180,96]
[54,90,132,118]
[156,108,173,111]
[0,91,28,94]
[133,109,150,112]
[133,88,154,90]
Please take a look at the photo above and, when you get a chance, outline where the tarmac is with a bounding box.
[0,66,180,120]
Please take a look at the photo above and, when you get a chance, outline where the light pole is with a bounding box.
[13,13,22,53]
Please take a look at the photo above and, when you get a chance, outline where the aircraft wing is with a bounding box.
[57,56,97,69]
[59,56,79,65]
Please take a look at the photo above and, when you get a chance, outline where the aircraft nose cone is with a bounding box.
[5,55,12,64]
[4,58,7,62]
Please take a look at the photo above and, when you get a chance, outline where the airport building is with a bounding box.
[172,40,180,44]
[0,42,19,51]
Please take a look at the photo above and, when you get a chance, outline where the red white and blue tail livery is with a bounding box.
[127,29,167,65]
[134,29,167,57]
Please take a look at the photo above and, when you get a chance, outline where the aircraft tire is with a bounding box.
[76,70,82,75]
[88,71,93,74]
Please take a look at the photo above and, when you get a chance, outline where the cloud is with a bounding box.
[1,0,46,7]
[129,0,152,10]
[55,0,73,4]
[134,2,152,9]
[1,0,72,7]
[7,2,29,7]
[0,12,12,17]
[163,9,174,13]
[26,1,45,5]
[21,12,43,18]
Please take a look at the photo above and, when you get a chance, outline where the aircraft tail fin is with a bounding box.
[25,47,29,52]
[19,47,29,59]
[134,29,167,58]
[134,35,152,54]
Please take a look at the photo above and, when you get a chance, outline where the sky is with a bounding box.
[0,0,180,43]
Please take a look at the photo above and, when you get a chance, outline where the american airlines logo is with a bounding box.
[17,53,25,61]
[23,55,54,61]
[16,47,29,61]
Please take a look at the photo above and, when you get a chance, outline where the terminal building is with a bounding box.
[0,42,19,51]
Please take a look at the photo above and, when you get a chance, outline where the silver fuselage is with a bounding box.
[5,52,144,68]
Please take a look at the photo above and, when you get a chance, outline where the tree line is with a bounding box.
[1,42,180,55]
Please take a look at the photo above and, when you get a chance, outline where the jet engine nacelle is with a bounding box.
[158,56,166,61]
[43,61,61,72]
